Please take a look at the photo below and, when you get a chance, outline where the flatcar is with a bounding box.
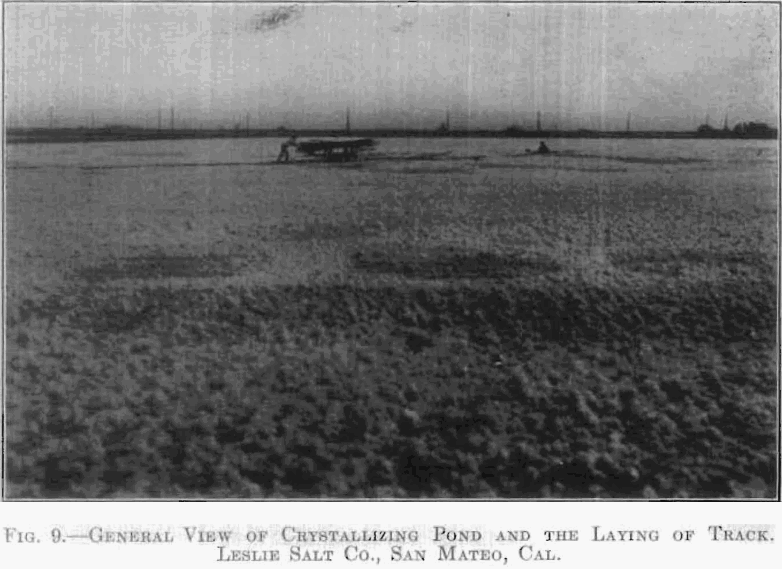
[296,137,376,161]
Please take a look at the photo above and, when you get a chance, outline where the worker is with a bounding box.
[537,141,550,154]
[277,134,298,162]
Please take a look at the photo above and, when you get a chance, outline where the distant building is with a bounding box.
[696,122,732,138]
[733,121,777,137]
[697,120,777,138]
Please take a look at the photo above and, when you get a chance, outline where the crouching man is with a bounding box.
[277,134,298,162]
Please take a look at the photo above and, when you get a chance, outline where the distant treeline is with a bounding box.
[5,126,778,144]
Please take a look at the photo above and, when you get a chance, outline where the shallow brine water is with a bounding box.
[6,136,778,172]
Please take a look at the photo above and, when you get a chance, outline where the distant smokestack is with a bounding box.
[91,111,96,130]
[48,106,54,129]
[346,106,351,135]
[446,109,450,131]
[158,108,162,131]
[626,112,631,132]
[170,106,175,132]
[705,114,710,128]
[723,113,729,131]
[537,111,542,132]
[246,112,250,136]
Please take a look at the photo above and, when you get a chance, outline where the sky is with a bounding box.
[4,3,779,130]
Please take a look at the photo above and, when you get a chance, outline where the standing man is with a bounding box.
[277,134,298,162]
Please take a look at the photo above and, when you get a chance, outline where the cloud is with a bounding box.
[245,5,303,34]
